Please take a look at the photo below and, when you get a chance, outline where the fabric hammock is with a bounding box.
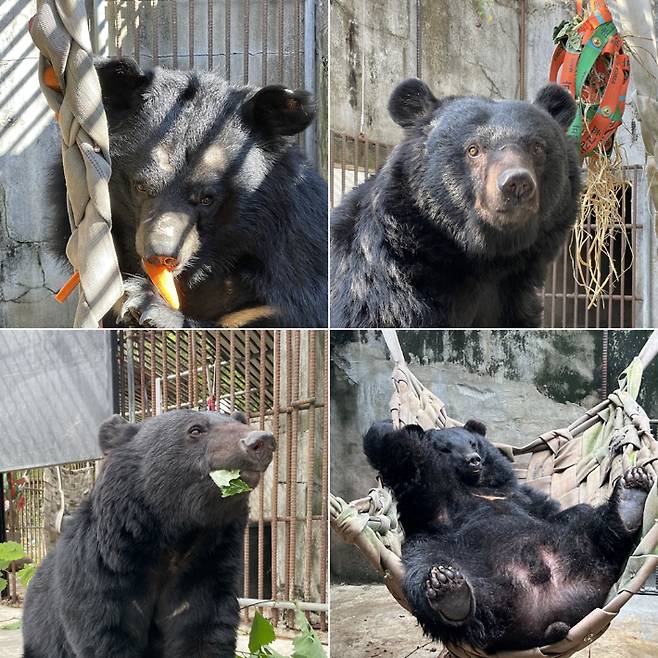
[330,329,658,658]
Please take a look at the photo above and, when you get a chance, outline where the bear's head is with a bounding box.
[423,420,515,488]
[97,409,275,531]
[387,79,580,257]
[93,57,316,274]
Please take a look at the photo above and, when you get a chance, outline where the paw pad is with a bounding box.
[622,467,655,493]
[425,564,464,599]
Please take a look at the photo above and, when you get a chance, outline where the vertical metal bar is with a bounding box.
[620,181,627,328]
[244,331,252,417]
[353,133,358,187]
[200,332,208,408]
[225,0,232,80]
[340,135,346,198]
[278,0,284,82]
[208,0,213,69]
[230,332,236,409]
[152,0,159,65]
[329,132,335,207]
[283,331,293,623]
[188,330,197,408]
[215,332,222,409]
[172,0,179,68]
[243,0,250,84]
[416,0,422,79]
[631,169,639,326]
[270,332,281,626]
[126,332,136,422]
[92,0,109,56]
[150,330,157,417]
[162,331,169,412]
[294,0,301,88]
[262,0,269,84]
[303,0,315,160]
[519,0,526,100]
[257,332,267,611]
[303,331,316,611]
[287,331,300,625]
[319,331,328,631]
[189,0,195,69]
[118,331,126,417]
[175,332,181,409]
[134,0,141,64]
[139,331,147,420]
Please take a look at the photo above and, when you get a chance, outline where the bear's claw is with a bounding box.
[424,564,474,625]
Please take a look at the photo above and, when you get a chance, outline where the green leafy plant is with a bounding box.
[0,541,35,592]
[210,470,253,497]
[238,609,326,658]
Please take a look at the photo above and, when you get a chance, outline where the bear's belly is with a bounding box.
[449,278,502,327]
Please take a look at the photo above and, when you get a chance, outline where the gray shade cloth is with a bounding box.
[30,0,123,327]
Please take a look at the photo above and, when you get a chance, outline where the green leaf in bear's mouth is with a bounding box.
[209,469,253,497]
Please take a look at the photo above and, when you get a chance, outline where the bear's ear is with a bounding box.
[388,78,440,128]
[98,415,139,455]
[242,85,315,137]
[464,419,487,436]
[229,410,248,425]
[533,84,577,131]
[95,57,153,112]
[401,423,426,439]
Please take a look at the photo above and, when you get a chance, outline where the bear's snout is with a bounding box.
[241,431,276,468]
[465,452,482,472]
[497,168,537,205]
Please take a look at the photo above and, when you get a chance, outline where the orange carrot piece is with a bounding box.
[142,260,180,310]
[43,66,61,92]
[55,271,80,303]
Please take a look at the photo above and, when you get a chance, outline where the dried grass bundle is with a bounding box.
[570,142,632,308]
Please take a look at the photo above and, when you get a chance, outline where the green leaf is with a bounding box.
[0,620,21,631]
[292,610,326,658]
[248,611,276,653]
[18,564,36,588]
[210,470,253,497]
[0,542,25,564]
[0,577,6,593]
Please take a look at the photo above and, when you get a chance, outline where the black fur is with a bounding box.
[49,57,327,328]
[22,410,275,658]
[363,421,652,651]
[331,80,581,328]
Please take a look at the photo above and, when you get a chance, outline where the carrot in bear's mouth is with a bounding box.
[142,260,180,310]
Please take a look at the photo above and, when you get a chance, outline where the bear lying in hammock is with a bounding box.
[363,419,653,652]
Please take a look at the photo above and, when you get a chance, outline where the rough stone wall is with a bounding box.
[330,329,605,583]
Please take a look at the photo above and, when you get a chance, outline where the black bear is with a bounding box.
[331,79,581,328]
[23,410,275,658]
[50,57,327,328]
[363,420,653,652]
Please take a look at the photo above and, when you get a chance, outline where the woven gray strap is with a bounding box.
[30,0,123,327]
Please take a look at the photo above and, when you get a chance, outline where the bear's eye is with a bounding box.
[200,196,214,206]
[467,144,480,158]
[532,142,545,156]
[134,182,148,193]
[188,425,206,438]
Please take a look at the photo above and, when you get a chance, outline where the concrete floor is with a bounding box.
[330,584,658,658]
[0,604,328,657]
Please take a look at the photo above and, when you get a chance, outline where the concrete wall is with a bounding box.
[329,329,658,584]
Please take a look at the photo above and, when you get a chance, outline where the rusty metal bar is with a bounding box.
[230,332,236,409]
[270,331,281,626]
[200,332,208,407]
[139,331,147,420]
[257,331,267,612]
[150,330,157,416]
[161,330,168,412]
[319,330,328,630]
[287,331,300,624]
[244,331,252,416]
[175,332,181,408]
[303,331,316,613]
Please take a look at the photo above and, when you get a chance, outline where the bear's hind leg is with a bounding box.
[424,564,475,625]
[616,467,654,532]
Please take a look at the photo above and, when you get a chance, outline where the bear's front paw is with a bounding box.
[622,466,655,492]
[120,277,185,328]
[424,564,474,625]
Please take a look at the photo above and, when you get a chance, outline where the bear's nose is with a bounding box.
[241,431,276,455]
[147,254,179,270]
[466,453,481,467]
[498,168,536,203]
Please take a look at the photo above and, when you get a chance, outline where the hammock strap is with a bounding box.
[30,0,123,327]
